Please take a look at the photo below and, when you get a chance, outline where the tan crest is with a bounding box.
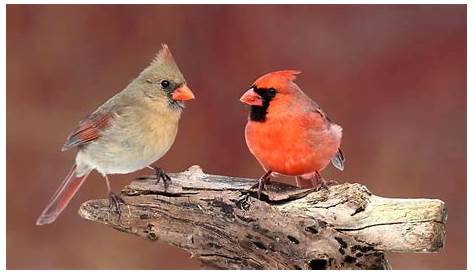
[139,44,185,83]
[151,44,176,66]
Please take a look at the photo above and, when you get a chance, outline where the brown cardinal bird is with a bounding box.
[36,44,195,225]
[240,70,344,196]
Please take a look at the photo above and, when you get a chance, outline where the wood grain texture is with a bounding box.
[78,165,447,270]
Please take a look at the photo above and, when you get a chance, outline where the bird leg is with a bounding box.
[147,166,172,191]
[312,171,328,191]
[108,191,125,216]
[104,175,125,217]
[313,171,344,191]
[251,170,272,200]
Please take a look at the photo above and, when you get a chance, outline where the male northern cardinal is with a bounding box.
[36,44,195,225]
[240,70,344,196]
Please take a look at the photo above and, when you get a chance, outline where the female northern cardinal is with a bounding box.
[240,70,344,196]
[36,44,195,225]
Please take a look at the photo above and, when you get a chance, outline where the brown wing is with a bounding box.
[61,112,114,151]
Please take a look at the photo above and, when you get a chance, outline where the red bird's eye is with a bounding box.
[267,88,277,96]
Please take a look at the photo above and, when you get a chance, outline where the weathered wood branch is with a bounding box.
[78,165,447,270]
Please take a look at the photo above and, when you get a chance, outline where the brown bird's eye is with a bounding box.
[161,80,170,88]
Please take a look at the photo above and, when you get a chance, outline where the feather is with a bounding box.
[140,44,186,86]
[150,44,175,66]
[61,112,113,151]
[331,148,345,171]
[36,164,91,225]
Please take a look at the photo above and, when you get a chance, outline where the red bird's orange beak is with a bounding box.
[172,84,195,101]
[240,88,263,106]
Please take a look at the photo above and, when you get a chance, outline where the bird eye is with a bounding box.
[161,80,170,88]
[268,88,277,95]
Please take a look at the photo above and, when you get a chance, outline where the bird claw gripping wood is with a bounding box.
[312,171,330,191]
[320,179,343,191]
[250,170,272,200]
[150,166,172,191]
[108,192,125,218]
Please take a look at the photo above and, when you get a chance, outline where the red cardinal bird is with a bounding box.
[240,70,344,196]
[36,44,195,225]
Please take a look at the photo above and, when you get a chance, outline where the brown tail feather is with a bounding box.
[36,165,90,225]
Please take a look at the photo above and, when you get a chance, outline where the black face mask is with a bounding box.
[249,86,277,122]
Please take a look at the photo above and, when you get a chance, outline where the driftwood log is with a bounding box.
[79,165,447,270]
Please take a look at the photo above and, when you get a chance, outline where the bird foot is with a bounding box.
[316,179,343,191]
[312,172,328,191]
[150,166,172,191]
[316,181,328,191]
[250,180,266,200]
[325,179,341,187]
[250,171,272,200]
[108,192,125,217]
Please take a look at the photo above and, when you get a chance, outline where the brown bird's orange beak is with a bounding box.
[240,88,263,106]
[172,84,195,101]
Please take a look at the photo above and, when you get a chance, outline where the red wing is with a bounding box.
[308,101,329,121]
[61,112,113,151]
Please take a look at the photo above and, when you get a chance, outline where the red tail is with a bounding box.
[36,164,91,225]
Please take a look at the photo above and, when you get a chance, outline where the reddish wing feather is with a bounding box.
[61,112,113,151]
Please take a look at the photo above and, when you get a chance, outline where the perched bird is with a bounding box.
[36,44,195,225]
[240,70,344,196]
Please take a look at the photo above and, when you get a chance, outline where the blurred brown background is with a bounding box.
[6,4,466,269]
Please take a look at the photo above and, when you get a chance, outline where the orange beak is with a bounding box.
[172,84,195,101]
[240,88,263,106]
